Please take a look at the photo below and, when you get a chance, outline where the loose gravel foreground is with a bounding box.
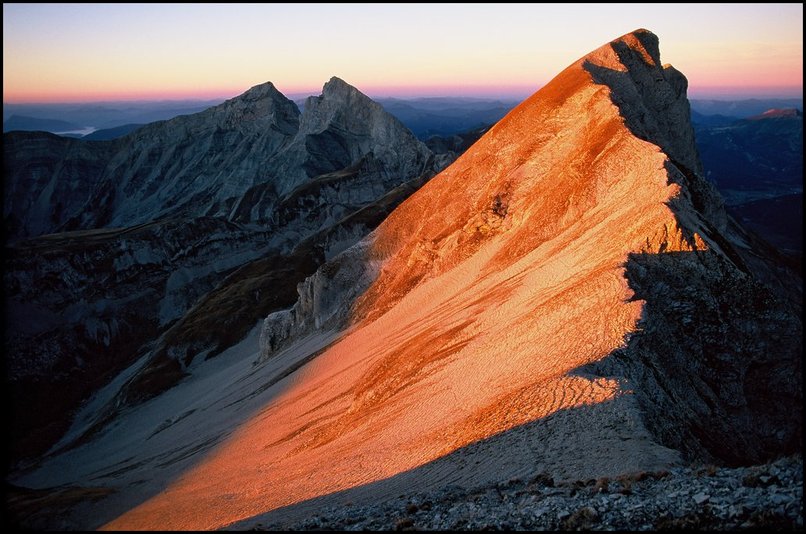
[249,455,802,531]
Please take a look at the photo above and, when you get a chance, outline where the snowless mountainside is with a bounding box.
[4,77,436,243]
[7,30,801,531]
[3,78,444,463]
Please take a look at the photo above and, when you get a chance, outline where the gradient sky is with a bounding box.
[3,3,803,103]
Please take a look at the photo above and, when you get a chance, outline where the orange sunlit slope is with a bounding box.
[104,30,706,530]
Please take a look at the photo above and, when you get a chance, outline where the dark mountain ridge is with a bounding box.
[3,77,446,463]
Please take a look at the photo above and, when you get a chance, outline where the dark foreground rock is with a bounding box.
[250,455,803,531]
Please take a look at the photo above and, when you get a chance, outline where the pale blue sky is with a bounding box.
[3,3,803,102]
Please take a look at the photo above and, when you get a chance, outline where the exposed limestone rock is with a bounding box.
[3,77,444,460]
[259,239,378,358]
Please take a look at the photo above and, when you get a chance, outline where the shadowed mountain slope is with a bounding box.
[4,78,443,465]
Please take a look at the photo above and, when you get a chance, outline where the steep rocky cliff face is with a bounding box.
[6,30,801,532]
[3,78,442,461]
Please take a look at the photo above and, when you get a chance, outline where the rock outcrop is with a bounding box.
[238,455,803,531]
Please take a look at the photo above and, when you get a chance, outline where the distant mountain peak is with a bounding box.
[237,80,285,102]
[298,76,418,149]
[317,76,372,106]
[748,108,803,120]
[178,79,301,138]
[210,81,299,126]
[323,75,354,92]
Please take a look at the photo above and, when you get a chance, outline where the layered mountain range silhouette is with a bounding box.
[4,29,801,530]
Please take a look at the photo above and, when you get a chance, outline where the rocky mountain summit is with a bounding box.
[4,77,444,462]
[5,29,801,531]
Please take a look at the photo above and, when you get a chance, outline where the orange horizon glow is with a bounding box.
[0,84,547,105]
[3,81,803,105]
[1,80,553,104]
[3,4,802,105]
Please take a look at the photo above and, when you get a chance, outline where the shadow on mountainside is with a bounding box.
[5,327,347,529]
[5,234,381,530]
[226,394,674,529]
[579,30,802,464]
[3,163,436,467]
[227,248,801,530]
[4,218,277,465]
[592,250,802,465]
